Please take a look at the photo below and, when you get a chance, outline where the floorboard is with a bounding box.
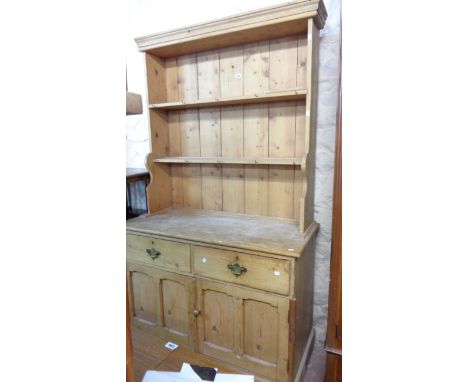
[132,327,259,381]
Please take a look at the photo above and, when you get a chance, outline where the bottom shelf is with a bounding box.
[147,153,308,225]
[126,207,318,257]
[153,156,302,165]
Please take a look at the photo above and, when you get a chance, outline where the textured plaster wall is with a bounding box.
[304,0,341,379]
[126,1,341,380]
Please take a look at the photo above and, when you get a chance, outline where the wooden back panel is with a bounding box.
[145,29,318,228]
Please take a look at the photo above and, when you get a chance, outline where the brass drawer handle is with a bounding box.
[227,263,247,277]
[146,248,161,260]
[193,309,201,317]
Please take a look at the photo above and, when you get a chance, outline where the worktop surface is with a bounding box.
[126,208,318,258]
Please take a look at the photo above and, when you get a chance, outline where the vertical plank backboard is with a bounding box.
[165,57,179,102]
[182,164,202,209]
[178,54,199,101]
[179,109,201,156]
[268,100,295,218]
[244,104,269,216]
[268,166,294,219]
[269,36,298,91]
[200,108,221,156]
[200,108,222,210]
[221,106,244,156]
[268,101,296,158]
[220,46,244,98]
[180,109,202,208]
[197,50,220,100]
[221,105,244,213]
[267,99,295,219]
[168,111,183,207]
[168,112,181,156]
[243,41,270,96]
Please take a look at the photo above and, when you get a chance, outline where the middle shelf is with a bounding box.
[153,156,302,165]
[149,89,307,110]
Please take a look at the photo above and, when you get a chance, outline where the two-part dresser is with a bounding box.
[127,1,327,381]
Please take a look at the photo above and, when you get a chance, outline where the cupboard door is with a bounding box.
[127,263,196,349]
[196,279,290,381]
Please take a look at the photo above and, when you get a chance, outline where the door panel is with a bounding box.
[203,290,235,351]
[244,300,278,364]
[128,268,158,328]
[132,272,157,323]
[161,279,189,335]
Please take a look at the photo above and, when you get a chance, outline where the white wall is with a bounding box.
[126,1,341,380]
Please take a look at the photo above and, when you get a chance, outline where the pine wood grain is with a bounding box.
[197,49,221,100]
[155,157,301,165]
[127,208,318,258]
[128,264,196,348]
[127,234,191,273]
[220,46,244,98]
[200,108,223,211]
[196,279,290,381]
[221,105,244,213]
[193,245,291,295]
[149,90,306,110]
[132,4,326,380]
[243,41,270,95]
[177,54,198,101]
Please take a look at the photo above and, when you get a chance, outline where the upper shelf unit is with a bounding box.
[135,0,326,233]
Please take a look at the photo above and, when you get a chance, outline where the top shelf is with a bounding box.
[149,90,307,110]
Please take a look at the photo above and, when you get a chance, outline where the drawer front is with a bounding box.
[126,234,191,273]
[193,246,290,295]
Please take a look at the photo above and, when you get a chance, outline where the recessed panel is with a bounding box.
[243,300,279,364]
[203,290,235,350]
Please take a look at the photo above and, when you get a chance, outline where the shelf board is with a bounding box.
[153,157,302,165]
[149,90,307,110]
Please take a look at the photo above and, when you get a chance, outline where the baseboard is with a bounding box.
[294,327,315,382]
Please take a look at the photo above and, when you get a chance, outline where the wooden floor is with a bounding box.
[132,327,255,382]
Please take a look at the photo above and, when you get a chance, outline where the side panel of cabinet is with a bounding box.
[127,263,196,349]
[196,279,289,381]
